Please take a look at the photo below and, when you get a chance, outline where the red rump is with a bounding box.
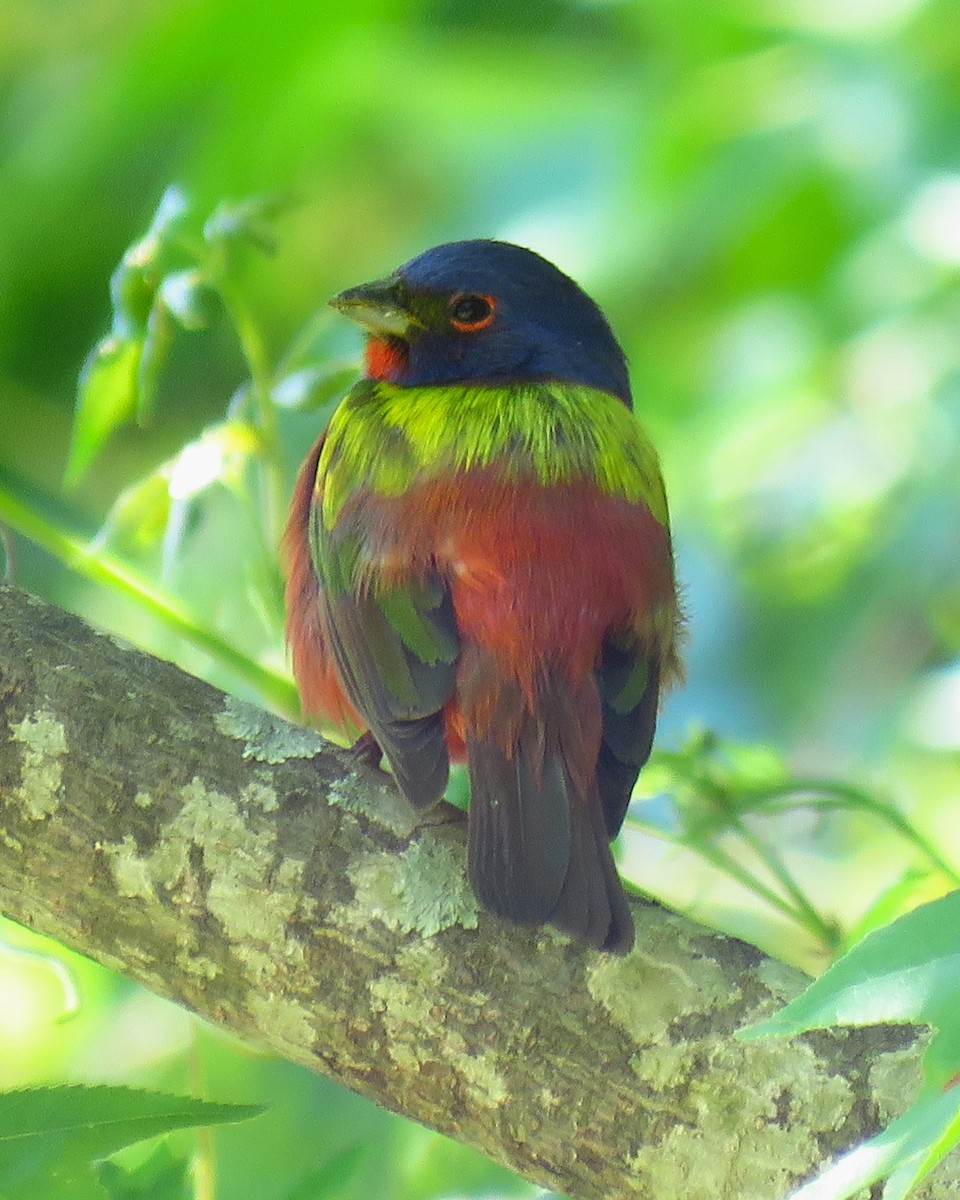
[365,337,408,381]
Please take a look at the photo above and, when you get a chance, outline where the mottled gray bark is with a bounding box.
[0,586,953,1199]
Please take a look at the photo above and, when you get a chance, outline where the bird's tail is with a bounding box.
[463,667,635,954]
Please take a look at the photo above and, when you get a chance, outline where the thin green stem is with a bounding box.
[684,838,818,934]
[733,821,840,951]
[631,756,839,949]
[753,780,960,886]
[627,811,824,939]
[0,484,299,717]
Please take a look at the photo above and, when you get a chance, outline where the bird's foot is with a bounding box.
[348,730,385,773]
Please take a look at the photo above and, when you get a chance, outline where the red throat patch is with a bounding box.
[365,336,408,381]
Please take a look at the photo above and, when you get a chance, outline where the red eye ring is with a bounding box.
[449,293,496,332]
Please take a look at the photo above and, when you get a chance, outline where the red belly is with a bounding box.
[361,469,674,722]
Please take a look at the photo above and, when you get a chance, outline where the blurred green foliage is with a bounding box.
[1,0,960,1197]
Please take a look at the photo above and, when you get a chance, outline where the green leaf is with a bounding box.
[97,1143,191,1200]
[0,477,300,716]
[166,421,263,501]
[743,893,960,1200]
[109,254,156,339]
[108,188,190,338]
[741,891,960,1083]
[144,185,191,245]
[0,1086,262,1194]
[159,269,217,330]
[93,471,172,554]
[3,1164,112,1200]
[66,336,142,485]
[784,1087,960,1200]
[135,300,172,425]
[67,187,195,483]
[203,194,285,254]
[842,870,944,950]
[272,366,356,411]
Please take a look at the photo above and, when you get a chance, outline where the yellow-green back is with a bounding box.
[318,380,669,529]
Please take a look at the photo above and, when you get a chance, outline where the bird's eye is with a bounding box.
[449,293,495,332]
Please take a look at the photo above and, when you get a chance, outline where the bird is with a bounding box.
[283,239,681,954]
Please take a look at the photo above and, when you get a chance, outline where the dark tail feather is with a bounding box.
[465,673,635,954]
[466,731,571,924]
[548,783,635,953]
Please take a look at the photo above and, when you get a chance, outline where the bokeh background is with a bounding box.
[1,1,959,1197]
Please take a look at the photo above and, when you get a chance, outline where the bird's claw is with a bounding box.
[348,730,385,773]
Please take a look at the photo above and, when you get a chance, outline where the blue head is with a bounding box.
[331,240,632,407]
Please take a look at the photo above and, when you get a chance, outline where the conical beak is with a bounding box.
[329,277,422,337]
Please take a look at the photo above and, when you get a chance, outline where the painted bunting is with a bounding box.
[283,240,681,953]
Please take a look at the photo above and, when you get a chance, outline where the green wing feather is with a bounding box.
[310,504,459,809]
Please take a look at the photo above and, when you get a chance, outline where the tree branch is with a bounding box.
[0,586,949,1199]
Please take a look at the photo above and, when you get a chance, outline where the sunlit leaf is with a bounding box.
[159,269,217,331]
[743,894,960,1197]
[0,933,81,1024]
[166,421,263,501]
[272,366,356,411]
[783,1087,960,1200]
[66,336,142,486]
[842,869,950,950]
[742,891,960,1073]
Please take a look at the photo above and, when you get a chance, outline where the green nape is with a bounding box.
[318,380,669,528]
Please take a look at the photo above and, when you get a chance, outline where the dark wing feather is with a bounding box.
[307,496,458,806]
[325,587,454,807]
[596,635,661,838]
[311,504,459,811]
